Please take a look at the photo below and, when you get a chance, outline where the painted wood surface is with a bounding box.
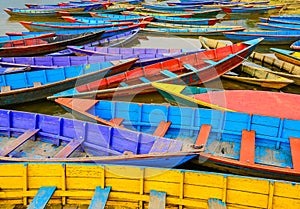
[88,186,111,209]
[1,163,300,208]
[149,190,166,209]
[27,186,56,209]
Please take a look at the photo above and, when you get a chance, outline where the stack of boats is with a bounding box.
[1,0,300,208]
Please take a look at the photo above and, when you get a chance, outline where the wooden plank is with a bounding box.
[195,124,211,147]
[160,70,177,78]
[148,190,166,209]
[239,130,256,164]
[88,186,111,209]
[208,198,227,209]
[54,139,84,158]
[150,138,171,153]
[69,99,99,112]
[109,118,124,126]
[183,64,198,72]
[27,186,56,209]
[139,76,151,83]
[33,82,42,87]
[0,129,40,156]
[167,140,183,152]
[289,137,300,171]
[153,121,171,137]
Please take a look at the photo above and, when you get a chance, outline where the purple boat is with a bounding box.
[0,109,199,166]
[0,47,195,70]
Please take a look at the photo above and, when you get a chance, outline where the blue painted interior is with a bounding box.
[84,100,300,169]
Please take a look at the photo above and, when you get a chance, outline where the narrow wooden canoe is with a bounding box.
[65,14,154,23]
[0,109,198,165]
[19,21,135,32]
[198,36,232,49]
[151,15,220,25]
[222,62,294,89]
[56,97,300,182]
[141,27,245,36]
[122,10,193,18]
[0,33,56,47]
[250,51,300,76]
[56,8,130,17]
[48,38,262,100]
[3,163,300,208]
[271,48,300,66]
[0,58,137,106]
[223,30,300,44]
[257,22,300,31]
[3,7,85,17]
[152,82,300,120]
[0,47,194,70]
[0,31,105,57]
[260,17,300,25]
[148,21,242,29]
[142,3,203,11]
[139,8,221,18]
[221,5,283,13]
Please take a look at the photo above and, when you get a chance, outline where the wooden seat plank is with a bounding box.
[153,121,171,137]
[109,118,124,126]
[1,86,11,92]
[183,64,198,72]
[239,130,255,164]
[88,186,111,209]
[195,124,211,147]
[289,137,300,171]
[27,186,56,209]
[208,198,227,209]
[54,138,84,158]
[0,129,40,156]
[149,190,166,209]
[150,138,171,153]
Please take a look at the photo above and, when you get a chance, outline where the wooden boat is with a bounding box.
[267,14,300,21]
[148,21,242,29]
[199,36,232,49]
[221,5,283,13]
[142,3,203,11]
[0,66,31,74]
[271,48,300,66]
[290,40,300,51]
[260,17,300,25]
[0,109,198,166]
[151,16,220,25]
[167,0,215,5]
[222,62,294,89]
[142,27,245,36]
[3,163,300,208]
[0,31,105,57]
[19,21,135,32]
[121,10,193,18]
[257,22,300,31]
[67,13,154,22]
[0,58,137,106]
[48,38,262,100]
[140,7,222,18]
[9,23,142,39]
[0,47,193,70]
[152,82,300,120]
[56,8,130,17]
[223,31,300,44]
[0,33,56,47]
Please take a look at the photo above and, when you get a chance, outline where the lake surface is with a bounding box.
[0,1,296,117]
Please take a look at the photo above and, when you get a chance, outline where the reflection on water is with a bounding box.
[0,0,298,116]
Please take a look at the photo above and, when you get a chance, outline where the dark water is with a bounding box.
[0,1,297,116]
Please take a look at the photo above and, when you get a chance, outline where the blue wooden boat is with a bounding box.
[20,21,136,32]
[223,31,300,44]
[221,5,283,13]
[0,47,193,70]
[257,22,300,31]
[56,8,131,17]
[260,17,300,25]
[291,40,300,51]
[88,13,154,22]
[140,8,222,18]
[151,16,219,25]
[267,14,300,21]
[48,38,262,100]
[142,27,245,36]
[0,109,198,165]
[0,31,105,57]
[0,58,137,106]
[142,3,203,11]
[55,97,300,182]
[167,1,215,5]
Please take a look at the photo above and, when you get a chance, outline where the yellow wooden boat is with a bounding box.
[199,36,232,49]
[222,62,294,89]
[2,163,300,208]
